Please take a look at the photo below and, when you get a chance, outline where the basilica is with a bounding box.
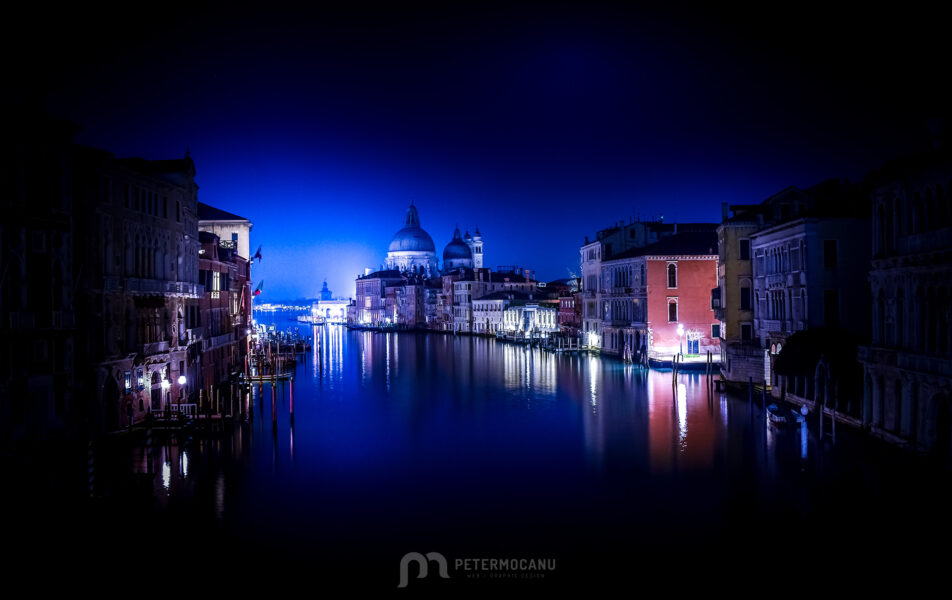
[383,202,483,276]
[354,203,562,333]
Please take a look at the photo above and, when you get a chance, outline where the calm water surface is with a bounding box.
[11,314,952,590]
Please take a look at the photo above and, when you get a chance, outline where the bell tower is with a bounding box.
[470,226,483,269]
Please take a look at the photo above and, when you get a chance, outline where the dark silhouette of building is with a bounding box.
[859,148,952,457]
[72,146,203,432]
[1,107,79,449]
[2,106,253,442]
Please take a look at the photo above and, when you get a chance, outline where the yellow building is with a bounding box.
[715,204,761,383]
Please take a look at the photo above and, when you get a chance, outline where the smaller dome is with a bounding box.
[443,226,473,261]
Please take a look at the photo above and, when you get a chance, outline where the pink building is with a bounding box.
[645,235,720,357]
[600,229,720,360]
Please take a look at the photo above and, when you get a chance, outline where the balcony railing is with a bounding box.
[760,319,790,334]
[142,340,170,356]
[205,331,235,350]
[105,277,203,297]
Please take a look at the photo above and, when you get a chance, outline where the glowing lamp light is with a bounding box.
[677,323,684,337]
[178,375,187,385]
[161,379,171,390]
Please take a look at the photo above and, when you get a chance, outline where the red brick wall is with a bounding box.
[646,257,720,355]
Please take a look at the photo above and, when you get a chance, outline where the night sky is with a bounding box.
[9,1,948,299]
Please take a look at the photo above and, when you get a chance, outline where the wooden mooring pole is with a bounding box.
[289,377,295,427]
[271,378,277,432]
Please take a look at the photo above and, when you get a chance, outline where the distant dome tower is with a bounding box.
[320,279,333,301]
[443,226,474,271]
[385,202,439,276]
[469,226,483,269]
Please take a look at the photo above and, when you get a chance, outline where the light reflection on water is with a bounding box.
[119,313,952,574]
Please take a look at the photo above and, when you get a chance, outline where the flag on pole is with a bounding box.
[253,245,262,262]
[254,281,264,296]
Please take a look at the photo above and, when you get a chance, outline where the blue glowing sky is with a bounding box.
[16,2,947,299]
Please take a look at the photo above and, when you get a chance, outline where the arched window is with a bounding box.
[668,299,678,323]
[667,263,677,288]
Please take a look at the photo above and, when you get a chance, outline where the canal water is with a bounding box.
[9,312,952,591]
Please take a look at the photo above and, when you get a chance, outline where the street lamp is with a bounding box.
[178,375,187,408]
[161,378,170,413]
[677,323,684,357]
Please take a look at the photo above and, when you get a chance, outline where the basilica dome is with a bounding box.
[385,203,440,277]
[443,226,474,270]
[443,230,472,260]
[388,204,436,253]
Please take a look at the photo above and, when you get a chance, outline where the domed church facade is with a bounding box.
[383,203,483,277]
[385,203,440,276]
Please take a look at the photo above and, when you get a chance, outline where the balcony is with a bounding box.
[142,340,170,356]
[113,278,203,297]
[760,319,790,334]
[7,311,35,328]
[896,228,952,256]
[187,327,204,344]
[205,331,235,350]
[897,352,952,378]
[861,345,952,379]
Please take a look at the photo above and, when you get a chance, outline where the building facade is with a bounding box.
[597,229,719,361]
[473,291,526,334]
[198,229,252,404]
[198,202,253,260]
[72,147,203,432]
[503,301,559,337]
[750,181,870,402]
[1,108,78,448]
[355,270,406,326]
[716,204,763,383]
[859,150,952,457]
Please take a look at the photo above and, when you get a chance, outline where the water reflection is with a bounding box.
[100,314,951,579]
